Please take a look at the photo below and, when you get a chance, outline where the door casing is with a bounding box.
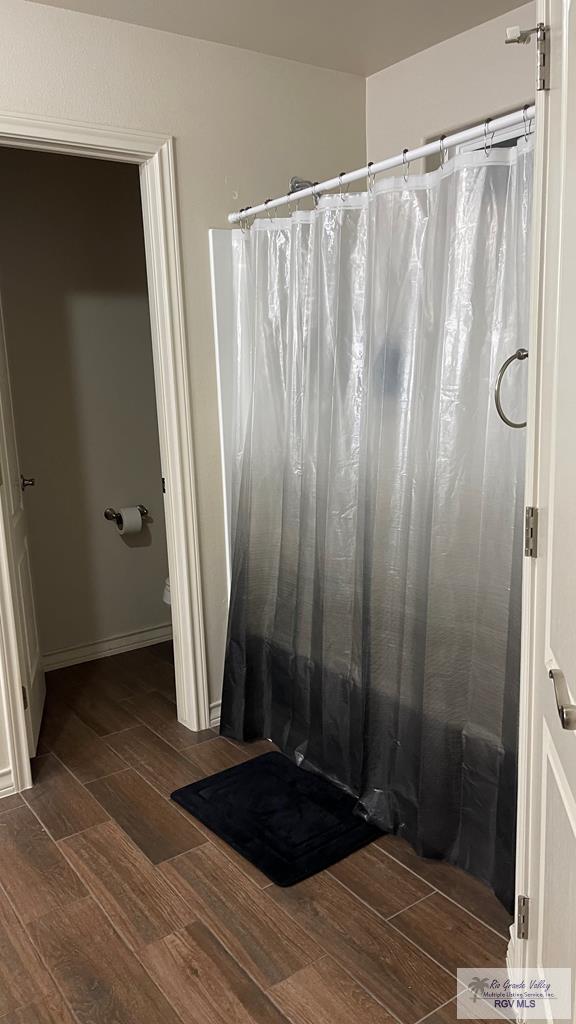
[511,0,576,975]
[0,111,210,796]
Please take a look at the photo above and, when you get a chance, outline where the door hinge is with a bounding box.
[525,506,539,557]
[536,23,549,91]
[21,685,28,711]
[517,894,530,939]
[505,22,549,91]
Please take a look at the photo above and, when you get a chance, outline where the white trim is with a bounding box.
[0,111,210,795]
[506,924,523,975]
[139,140,210,733]
[42,624,173,671]
[511,18,549,966]
[505,923,527,1023]
[209,700,221,729]
[0,353,33,794]
[208,230,233,596]
[0,111,168,161]
[0,764,17,798]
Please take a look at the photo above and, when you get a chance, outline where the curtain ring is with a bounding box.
[367,160,376,195]
[402,148,410,184]
[484,118,495,157]
[439,135,447,169]
[523,104,533,142]
[240,208,254,234]
[339,171,349,202]
[264,198,273,222]
[312,181,320,208]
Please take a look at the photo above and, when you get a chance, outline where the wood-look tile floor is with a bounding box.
[0,643,512,1024]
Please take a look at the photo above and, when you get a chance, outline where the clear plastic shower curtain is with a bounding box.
[221,139,533,909]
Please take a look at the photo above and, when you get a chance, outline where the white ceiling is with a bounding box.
[29,0,528,76]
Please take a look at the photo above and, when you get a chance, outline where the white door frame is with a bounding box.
[511,0,576,976]
[0,111,210,795]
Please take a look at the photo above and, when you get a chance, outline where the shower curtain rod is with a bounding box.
[228,104,535,224]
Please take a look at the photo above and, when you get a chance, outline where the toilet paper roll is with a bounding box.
[117,506,143,535]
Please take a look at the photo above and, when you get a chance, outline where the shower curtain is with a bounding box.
[221,138,533,910]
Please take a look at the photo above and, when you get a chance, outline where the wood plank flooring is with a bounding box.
[0,889,54,1017]
[0,644,512,1024]
[86,767,205,863]
[161,844,322,987]
[0,806,86,924]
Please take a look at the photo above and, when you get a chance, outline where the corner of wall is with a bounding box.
[365,1,537,164]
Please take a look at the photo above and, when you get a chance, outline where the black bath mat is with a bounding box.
[170,750,382,886]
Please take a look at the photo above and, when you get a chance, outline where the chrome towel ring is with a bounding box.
[494,348,528,428]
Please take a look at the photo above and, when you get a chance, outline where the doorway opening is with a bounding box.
[0,118,209,798]
[0,146,179,760]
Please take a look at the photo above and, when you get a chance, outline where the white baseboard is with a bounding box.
[210,700,221,729]
[506,923,523,973]
[0,765,16,799]
[506,925,525,1022]
[42,623,173,671]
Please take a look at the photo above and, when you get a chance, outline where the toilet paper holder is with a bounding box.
[104,504,149,525]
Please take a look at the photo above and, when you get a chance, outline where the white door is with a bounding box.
[0,294,45,754]
[515,0,576,1002]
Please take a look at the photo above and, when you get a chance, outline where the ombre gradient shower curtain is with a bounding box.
[220,139,533,909]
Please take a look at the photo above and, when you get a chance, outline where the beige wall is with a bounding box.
[366,2,536,167]
[0,149,171,664]
[0,0,365,784]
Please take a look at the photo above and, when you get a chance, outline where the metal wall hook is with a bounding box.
[494,348,528,428]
